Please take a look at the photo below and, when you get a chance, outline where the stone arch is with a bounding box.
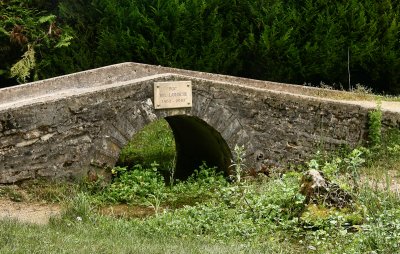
[89,94,254,180]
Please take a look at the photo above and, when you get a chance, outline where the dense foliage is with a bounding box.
[1,0,400,94]
[0,0,72,86]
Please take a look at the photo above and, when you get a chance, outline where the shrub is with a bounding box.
[2,0,400,94]
[368,102,383,148]
[100,164,166,204]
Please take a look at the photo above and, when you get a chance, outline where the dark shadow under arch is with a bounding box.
[165,115,232,180]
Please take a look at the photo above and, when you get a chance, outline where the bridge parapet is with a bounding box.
[1,63,399,183]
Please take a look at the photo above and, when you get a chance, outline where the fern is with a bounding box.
[38,14,56,24]
[55,34,74,48]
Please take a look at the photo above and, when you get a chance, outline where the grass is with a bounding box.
[0,179,77,203]
[306,83,400,102]
[1,119,400,254]
[1,169,399,253]
[117,119,176,179]
[358,128,400,193]
[0,217,298,254]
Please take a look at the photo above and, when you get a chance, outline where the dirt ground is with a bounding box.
[0,198,157,225]
[363,169,400,193]
[0,198,61,225]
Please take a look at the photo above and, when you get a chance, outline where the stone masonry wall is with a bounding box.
[1,63,400,183]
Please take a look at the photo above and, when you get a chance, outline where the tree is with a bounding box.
[0,0,72,86]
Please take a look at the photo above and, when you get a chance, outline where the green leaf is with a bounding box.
[38,14,56,24]
[0,27,9,36]
[10,45,36,83]
[55,34,74,48]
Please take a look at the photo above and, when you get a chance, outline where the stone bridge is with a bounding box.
[1,62,400,183]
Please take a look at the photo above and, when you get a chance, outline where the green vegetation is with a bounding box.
[2,1,400,94]
[117,119,176,180]
[0,0,73,85]
[368,102,383,148]
[1,147,400,253]
[1,2,400,252]
[1,117,400,253]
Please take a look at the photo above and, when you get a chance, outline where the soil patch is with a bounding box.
[0,198,61,225]
[362,170,400,193]
[99,204,156,219]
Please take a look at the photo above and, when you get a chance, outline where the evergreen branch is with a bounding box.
[10,44,36,83]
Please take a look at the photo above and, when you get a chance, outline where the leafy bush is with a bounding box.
[127,171,306,243]
[92,161,228,208]
[101,164,166,204]
[169,164,229,207]
[368,102,383,148]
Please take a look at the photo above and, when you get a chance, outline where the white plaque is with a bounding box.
[154,81,192,109]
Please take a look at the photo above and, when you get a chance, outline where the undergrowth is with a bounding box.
[2,117,400,253]
[72,139,399,252]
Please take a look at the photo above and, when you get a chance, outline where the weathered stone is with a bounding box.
[0,62,399,183]
[40,133,56,141]
[300,170,353,208]
[15,138,39,148]
[24,130,41,140]
[300,169,328,197]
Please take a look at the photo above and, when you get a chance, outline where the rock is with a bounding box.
[86,169,99,183]
[300,169,353,208]
[300,169,328,199]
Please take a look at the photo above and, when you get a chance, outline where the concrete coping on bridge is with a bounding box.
[0,73,174,111]
[1,62,399,184]
[0,62,399,114]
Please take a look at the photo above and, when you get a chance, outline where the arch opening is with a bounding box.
[116,119,176,178]
[116,115,232,182]
[165,115,232,180]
